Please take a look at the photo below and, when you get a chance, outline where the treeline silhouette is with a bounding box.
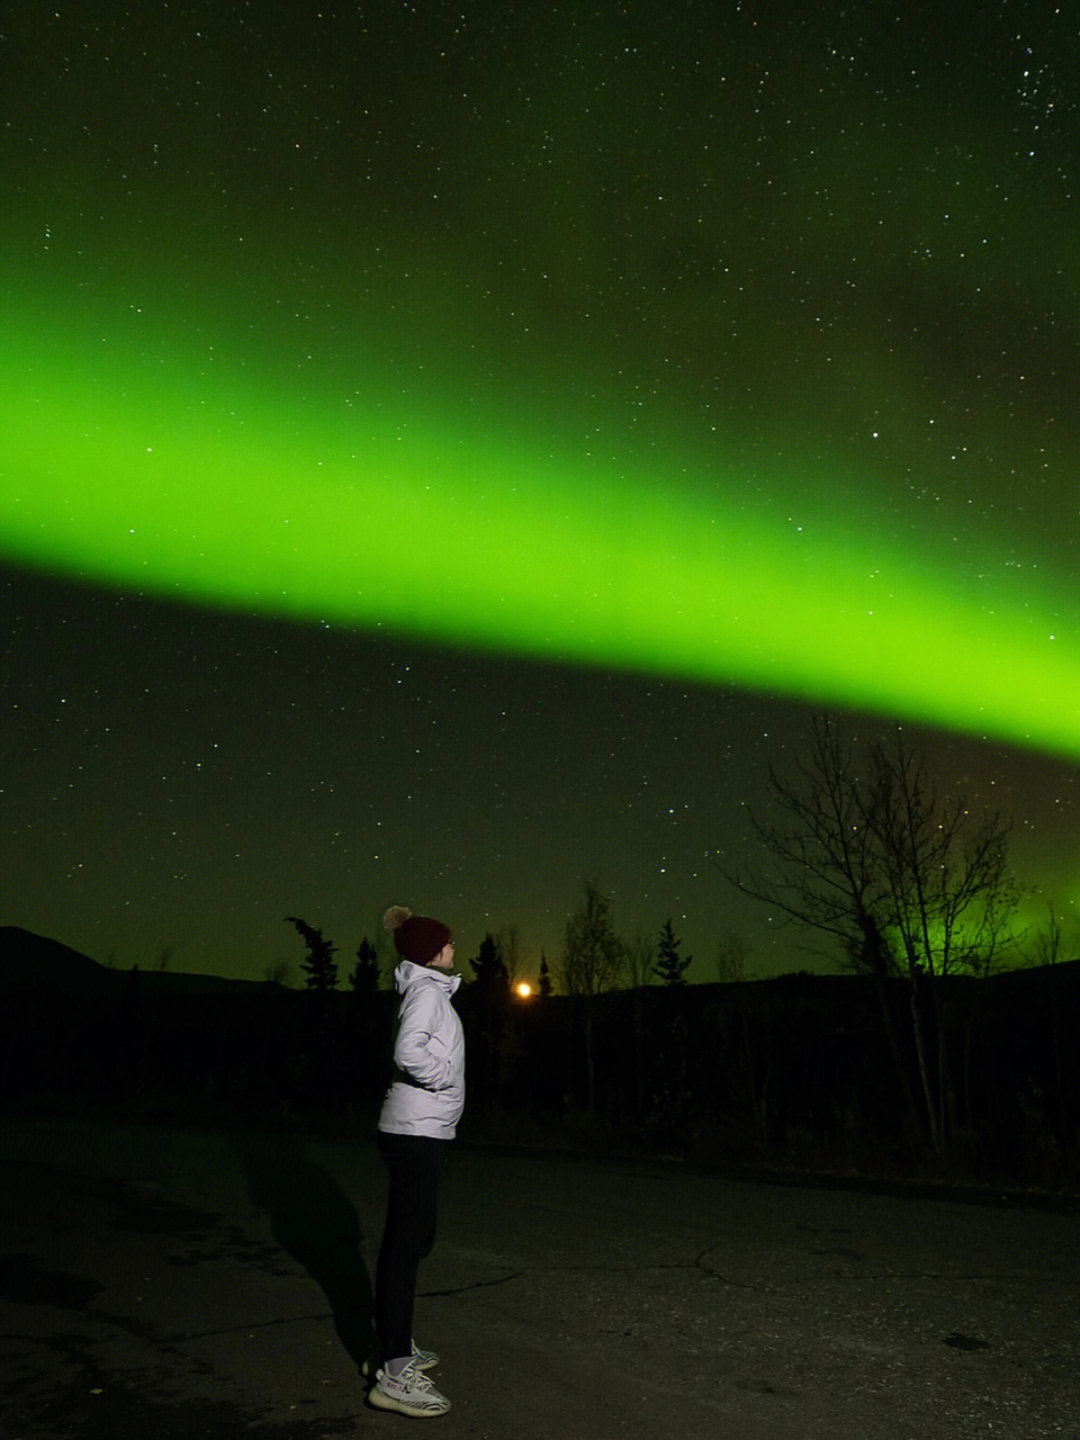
[1,926,1078,1193]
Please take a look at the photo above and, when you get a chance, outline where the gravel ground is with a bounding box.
[1,1113,1078,1439]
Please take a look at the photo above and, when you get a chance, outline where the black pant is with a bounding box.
[375,1130,449,1362]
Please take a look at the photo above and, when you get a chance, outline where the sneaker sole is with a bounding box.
[368,1388,451,1418]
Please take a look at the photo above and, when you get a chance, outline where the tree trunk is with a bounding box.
[931,978,954,1151]
[632,986,645,1123]
[583,996,596,1113]
[871,969,929,1153]
[908,981,942,1155]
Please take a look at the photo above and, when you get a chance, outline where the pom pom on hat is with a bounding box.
[383,905,452,967]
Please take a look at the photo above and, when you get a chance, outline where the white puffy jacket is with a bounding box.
[377,960,465,1139]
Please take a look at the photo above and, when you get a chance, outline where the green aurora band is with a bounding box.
[3,286,1078,762]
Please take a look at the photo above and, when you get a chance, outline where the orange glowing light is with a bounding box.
[516,982,532,998]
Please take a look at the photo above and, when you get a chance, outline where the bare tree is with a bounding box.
[725,717,1020,1156]
[560,881,626,997]
[498,924,526,988]
[560,880,625,1111]
[1031,901,1066,970]
[264,958,293,987]
[625,926,654,989]
[714,926,772,1149]
[715,926,749,984]
[864,734,1020,1149]
[625,926,655,1122]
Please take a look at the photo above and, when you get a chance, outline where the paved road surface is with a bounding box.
[1,1113,1078,1438]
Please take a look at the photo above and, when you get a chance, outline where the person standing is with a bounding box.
[368,905,464,1419]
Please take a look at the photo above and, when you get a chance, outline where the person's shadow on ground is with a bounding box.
[231,1129,378,1375]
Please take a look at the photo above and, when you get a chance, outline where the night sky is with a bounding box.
[3,1,1078,984]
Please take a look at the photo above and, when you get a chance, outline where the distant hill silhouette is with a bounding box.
[0,926,266,997]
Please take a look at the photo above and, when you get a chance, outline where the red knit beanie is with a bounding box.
[383,905,452,966]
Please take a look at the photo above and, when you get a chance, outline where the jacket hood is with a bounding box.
[394,959,462,996]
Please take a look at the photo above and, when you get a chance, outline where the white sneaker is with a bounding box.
[369,1360,451,1418]
[411,1340,440,1371]
[361,1340,439,1380]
